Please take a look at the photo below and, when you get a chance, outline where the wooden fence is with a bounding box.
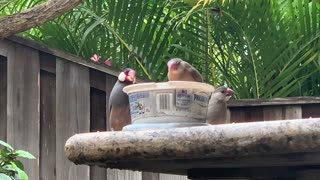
[0,37,320,180]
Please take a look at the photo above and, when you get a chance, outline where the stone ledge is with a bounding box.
[65,118,320,174]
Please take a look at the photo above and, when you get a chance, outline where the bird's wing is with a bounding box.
[185,63,203,82]
[109,105,131,131]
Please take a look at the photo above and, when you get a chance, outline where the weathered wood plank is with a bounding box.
[142,172,159,180]
[56,59,90,180]
[0,40,9,141]
[159,174,188,180]
[263,105,302,121]
[230,107,263,123]
[9,37,150,82]
[106,169,142,180]
[229,96,320,107]
[90,69,107,92]
[284,105,302,119]
[229,107,246,123]
[302,104,320,118]
[0,39,11,56]
[7,43,40,180]
[90,80,107,180]
[40,70,56,180]
[0,57,7,141]
[263,106,284,121]
[9,36,121,78]
[40,52,56,74]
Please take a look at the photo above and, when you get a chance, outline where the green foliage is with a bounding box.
[0,0,45,17]
[0,140,36,180]
[170,0,320,98]
[21,0,180,80]
[1,0,319,98]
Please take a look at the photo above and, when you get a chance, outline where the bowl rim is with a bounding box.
[123,81,215,94]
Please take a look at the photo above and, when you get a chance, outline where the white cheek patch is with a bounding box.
[118,72,126,82]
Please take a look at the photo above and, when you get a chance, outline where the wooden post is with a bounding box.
[7,43,40,180]
[40,69,56,180]
[0,57,7,141]
[56,59,90,180]
[89,69,107,180]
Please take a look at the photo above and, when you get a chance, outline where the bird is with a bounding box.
[109,68,136,131]
[167,58,203,82]
[206,86,234,125]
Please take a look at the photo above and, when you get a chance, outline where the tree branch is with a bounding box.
[0,0,83,39]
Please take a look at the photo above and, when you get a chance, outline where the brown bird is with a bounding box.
[167,58,203,82]
[109,68,136,131]
[206,86,234,125]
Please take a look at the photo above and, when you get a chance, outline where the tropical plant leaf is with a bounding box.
[0,140,13,151]
[0,173,12,180]
[15,150,36,159]
[4,0,319,99]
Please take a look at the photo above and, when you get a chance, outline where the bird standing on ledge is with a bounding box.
[167,58,203,82]
[207,86,234,125]
[109,68,136,131]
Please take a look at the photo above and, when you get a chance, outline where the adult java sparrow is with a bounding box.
[206,86,234,125]
[109,68,136,131]
[167,58,203,82]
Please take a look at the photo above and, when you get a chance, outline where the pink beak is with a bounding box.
[168,61,180,70]
[226,88,234,96]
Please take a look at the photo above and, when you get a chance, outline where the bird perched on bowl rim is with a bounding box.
[206,86,234,125]
[109,68,136,131]
[167,58,203,82]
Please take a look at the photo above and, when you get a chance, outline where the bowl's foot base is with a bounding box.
[122,123,209,131]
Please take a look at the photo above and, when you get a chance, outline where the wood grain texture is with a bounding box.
[302,104,320,118]
[9,36,123,78]
[284,105,302,119]
[263,106,284,121]
[40,52,56,74]
[106,169,142,180]
[230,107,263,123]
[90,69,107,91]
[229,96,320,107]
[56,59,90,180]
[7,43,40,180]
[0,57,7,141]
[142,172,159,180]
[263,105,302,121]
[90,69,107,180]
[40,71,56,180]
[0,39,11,56]
[159,173,188,180]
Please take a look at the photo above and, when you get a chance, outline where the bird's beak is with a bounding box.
[126,70,136,83]
[168,60,181,70]
[226,88,234,96]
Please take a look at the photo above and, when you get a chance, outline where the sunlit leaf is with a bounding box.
[15,150,36,159]
[0,140,13,151]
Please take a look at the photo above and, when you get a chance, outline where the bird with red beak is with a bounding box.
[109,68,136,131]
